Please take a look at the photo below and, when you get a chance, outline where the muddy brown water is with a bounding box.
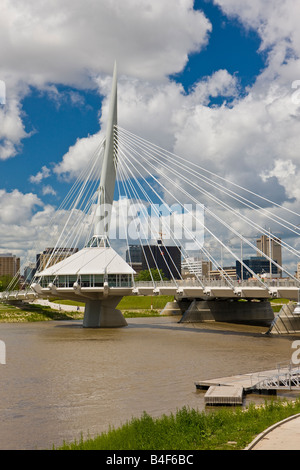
[0,316,298,449]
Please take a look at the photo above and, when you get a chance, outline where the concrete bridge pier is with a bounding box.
[160,298,193,316]
[83,297,127,328]
[178,299,274,326]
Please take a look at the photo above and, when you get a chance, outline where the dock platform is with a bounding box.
[204,385,244,405]
[195,366,300,405]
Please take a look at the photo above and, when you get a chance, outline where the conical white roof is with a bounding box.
[36,246,135,277]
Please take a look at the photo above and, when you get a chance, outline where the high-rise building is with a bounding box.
[182,257,212,278]
[256,234,282,275]
[141,241,181,280]
[0,253,20,277]
[236,257,278,280]
[23,262,36,283]
[125,245,143,274]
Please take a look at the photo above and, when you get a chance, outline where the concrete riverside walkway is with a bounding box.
[246,413,300,450]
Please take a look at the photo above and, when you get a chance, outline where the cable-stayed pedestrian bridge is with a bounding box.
[1,63,300,327]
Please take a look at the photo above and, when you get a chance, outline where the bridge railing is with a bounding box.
[134,279,300,288]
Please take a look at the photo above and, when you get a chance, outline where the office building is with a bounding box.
[125,245,143,274]
[256,234,282,274]
[182,257,212,278]
[36,247,78,272]
[209,266,237,280]
[142,241,181,280]
[23,262,36,283]
[236,257,279,280]
[0,253,20,277]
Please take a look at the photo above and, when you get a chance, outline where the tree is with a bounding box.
[0,275,19,292]
[135,268,168,282]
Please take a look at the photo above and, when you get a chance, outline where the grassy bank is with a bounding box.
[0,296,170,322]
[0,302,83,322]
[50,295,173,310]
[57,399,300,450]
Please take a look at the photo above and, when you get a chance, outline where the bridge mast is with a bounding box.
[94,61,118,244]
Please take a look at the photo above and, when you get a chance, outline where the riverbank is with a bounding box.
[57,399,300,450]
[0,296,173,322]
[0,296,291,323]
[0,302,161,322]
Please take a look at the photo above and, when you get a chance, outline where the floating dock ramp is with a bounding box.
[195,365,300,405]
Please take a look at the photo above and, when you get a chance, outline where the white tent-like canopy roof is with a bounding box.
[36,246,135,277]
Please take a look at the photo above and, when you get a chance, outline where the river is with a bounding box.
[0,316,298,450]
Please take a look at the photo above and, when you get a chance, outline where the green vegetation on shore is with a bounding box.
[0,302,83,322]
[51,295,174,310]
[57,399,300,450]
[0,295,174,322]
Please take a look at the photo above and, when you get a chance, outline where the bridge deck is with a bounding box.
[1,280,299,302]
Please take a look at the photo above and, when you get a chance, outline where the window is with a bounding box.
[58,276,66,287]
[81,275,90,287]
[94,275,104,287]
[67,275,77,287]
[108,274,117,287]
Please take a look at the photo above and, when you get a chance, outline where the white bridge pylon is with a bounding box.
[1,63,300,327]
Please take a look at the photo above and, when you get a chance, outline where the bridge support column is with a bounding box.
[179,299,274,326]
[160,298,193,316]
[83,296,127,328]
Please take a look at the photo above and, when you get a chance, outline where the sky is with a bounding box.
[1,0,300,271]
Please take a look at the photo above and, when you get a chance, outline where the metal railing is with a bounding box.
[254,363,300,390]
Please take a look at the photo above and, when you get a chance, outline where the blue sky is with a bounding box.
[175,0,266,91]
[0,0,300,268]
[1,1,266,201]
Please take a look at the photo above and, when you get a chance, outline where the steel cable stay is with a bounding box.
[4,138,105,293]
[117,149,256,288]
[116,143,207,288]
[116,127,300,248]
[116,131,299,282]
[116,157,164,286]
[115,133,297,285]
[116,125,300,220]
[115,127,300,282]
[116,140,249,288]
[116,127,300,261]
[33,140,104,278]
[116,142,233,287]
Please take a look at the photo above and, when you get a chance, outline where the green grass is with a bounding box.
[118,295,173,310]
[270,298,291,304]
[57,399,300,450]
[51,295,173,310]
[50,299,85,307]
[0,295,170,322]
[123,310,161,318]
[0,302,83,322]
